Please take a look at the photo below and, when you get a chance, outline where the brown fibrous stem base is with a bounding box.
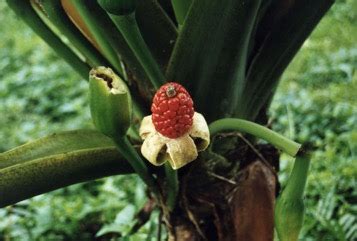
[157,142,279,241]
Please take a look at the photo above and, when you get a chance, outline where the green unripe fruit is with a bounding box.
[97,0,137,15]
[89,66,132,138]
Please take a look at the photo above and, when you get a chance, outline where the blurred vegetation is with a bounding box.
[0,0,356,240]
[0,3,92,152]
[270,0,357,240]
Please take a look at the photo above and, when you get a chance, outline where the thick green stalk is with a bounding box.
[275,155,311,241]
[166,0,262,122]
[6,0,90,79]
[113,136,160,198]
[109,13,165,89]
[88,67,158,197]
[237,0,334,120]
[0,147,133,208]
[89,67,157,195]
[171,0,192,26]
[36,0,110,68]
[63,0,124,75]
[164,163,179,211]
[209,118,301,157]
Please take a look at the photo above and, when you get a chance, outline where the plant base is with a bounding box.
[163,144,279,241]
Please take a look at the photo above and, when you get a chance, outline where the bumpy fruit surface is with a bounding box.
[151,82,194,139]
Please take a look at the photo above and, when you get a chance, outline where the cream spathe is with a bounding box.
[139,112,210,169]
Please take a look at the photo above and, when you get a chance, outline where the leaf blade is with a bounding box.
[0,129,115,169]
[166,0,262,121]
[0,147,133,208]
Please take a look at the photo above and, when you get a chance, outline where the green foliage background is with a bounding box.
[0,0,356,240]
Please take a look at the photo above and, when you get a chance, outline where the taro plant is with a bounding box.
[0,0,334,240]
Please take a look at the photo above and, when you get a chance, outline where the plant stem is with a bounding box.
[282,155,310,200]
[209,118,301,157]
[109,13,165,89]
[113,136,160,198]
[164,163,179,211]
[171,0,192,26]
[275,155,310,241]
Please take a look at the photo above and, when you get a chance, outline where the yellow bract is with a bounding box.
[139,112,210,169]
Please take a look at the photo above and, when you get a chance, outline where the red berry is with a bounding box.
[151,82,194,138]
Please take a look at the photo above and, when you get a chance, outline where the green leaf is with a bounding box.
[63,0,124,76]
[166,0,262,122]
[0,129,115,169]
[171,0,192,26]
[136,0,177,70]
[97,0,138,15]
[108,13,165,89]
[0,147,133,208]
[37,0,110,68]
[239,0,335,120]
[63,0,148,117]
[157,0,177,24]
[114,204,136,228]
[96,204,136,237]
[0,129,136,208]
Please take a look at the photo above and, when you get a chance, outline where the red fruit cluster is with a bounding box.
[151,82,194,139]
